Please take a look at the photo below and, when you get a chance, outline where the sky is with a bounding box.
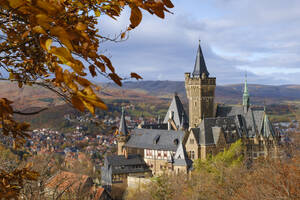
[98,0,300,85]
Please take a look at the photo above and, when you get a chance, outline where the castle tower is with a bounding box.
[243,74,250,113]
[185,41,216,128]
[117,107,129,156]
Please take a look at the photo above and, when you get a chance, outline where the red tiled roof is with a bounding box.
[46,171,90,194]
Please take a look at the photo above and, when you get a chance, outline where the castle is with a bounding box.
[101,42,279,199]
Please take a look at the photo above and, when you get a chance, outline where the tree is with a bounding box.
[193,139,244,182]
[0,0,174,198]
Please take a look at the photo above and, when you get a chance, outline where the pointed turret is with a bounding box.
[243,73,250,112]
[119,107,129,136]
[192,41,209,78]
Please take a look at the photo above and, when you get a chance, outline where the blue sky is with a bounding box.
[97,0,300,85]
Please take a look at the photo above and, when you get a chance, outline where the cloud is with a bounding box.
[95,0,300,85]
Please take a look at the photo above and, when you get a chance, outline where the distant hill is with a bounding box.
[111,81,300,105]
[2,81,300,109]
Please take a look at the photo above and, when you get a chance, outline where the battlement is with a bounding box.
[185,73,216,85]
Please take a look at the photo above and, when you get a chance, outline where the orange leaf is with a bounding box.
[109,73,122,86]
[71,95,85,112]
[95,61,105,72]
[21,30,30,39]
[89,65,97,77]
[121,32,126,39]
[131,72,143,80]
[99,55,114,72]
[163,0,174,8]
[129,5,142,28]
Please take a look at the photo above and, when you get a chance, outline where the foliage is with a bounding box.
[193,139,244,181]
[150,174,175,200]
[0,0,174,114]
[0,0,174,197]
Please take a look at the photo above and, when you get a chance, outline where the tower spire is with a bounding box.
[192,41,209,77]
[243,73,250,112]
[119,107,129,136]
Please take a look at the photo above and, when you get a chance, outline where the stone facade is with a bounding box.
[185,73,216,128]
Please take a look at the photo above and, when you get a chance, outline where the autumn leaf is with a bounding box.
[32,26,47,35]
[71,95,85,112]
[129,5,142,28]
[89,65,97,77]
[100,55,114,72]
[163,0,174,8]
[75,22,87,31]
[95,61,105,72]
[109,73,122,86]
[121,32,126,39]
[45,39,52,51]
[131,72,143,80]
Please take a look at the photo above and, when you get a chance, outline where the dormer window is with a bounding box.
[153,135,160,144]
[173,139,179,145]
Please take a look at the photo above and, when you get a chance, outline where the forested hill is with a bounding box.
[2,81,300,108]
[107,81,300,104]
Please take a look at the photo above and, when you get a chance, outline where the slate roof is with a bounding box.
[163,93,188,128]
[191,116,240,146]
[125,129,185,151]
[106,154,145,166]
[192,42,209,77]
[104,154,150,175]
[216,104,275,138]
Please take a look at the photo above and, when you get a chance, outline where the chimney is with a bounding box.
[168,120,171,130]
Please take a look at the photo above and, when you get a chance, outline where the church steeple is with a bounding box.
[192,41,209,78]
[243,73,250,112]
[119,107,129,136]
[117,107,129,156]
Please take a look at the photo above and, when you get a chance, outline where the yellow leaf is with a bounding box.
[36,14,51,29]
[76,77,91,87]
[32,26,47,35]
[95,10,101,17]
[55,66,63,83]
[8,0,25,9]
[50,47,72,63]
[37,0,59,15]
[50,26,74,51]
[82,99,95,114]
[89,99,108,110]
[45,39,52,51]
[75,22,87,31]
